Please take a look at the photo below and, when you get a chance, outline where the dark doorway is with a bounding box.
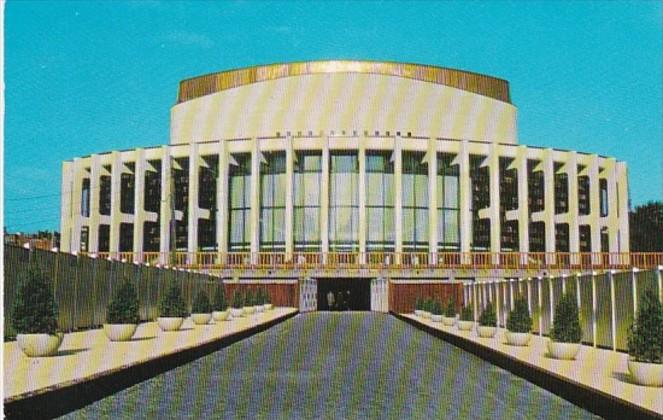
[317,278,371,311]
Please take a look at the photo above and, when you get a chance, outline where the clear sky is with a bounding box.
[4,1,662,232]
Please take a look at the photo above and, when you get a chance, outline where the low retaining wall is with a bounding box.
[389,281,464,313]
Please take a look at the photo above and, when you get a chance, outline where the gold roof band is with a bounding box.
[177,60,511,104]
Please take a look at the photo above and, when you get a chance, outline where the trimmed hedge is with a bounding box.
[106,279,140,324]
[11,265,59,335]
[550,293,582,343]
[507,298,532,333]
[628,290,663,364]
[192,290,211,313]
[478,303,497,327]
[158,284,187,318]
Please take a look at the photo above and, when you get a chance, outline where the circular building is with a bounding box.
[60,60,630,290]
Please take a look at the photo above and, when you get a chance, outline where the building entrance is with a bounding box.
[317,279,371,311]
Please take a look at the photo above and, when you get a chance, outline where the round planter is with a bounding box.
[414,310,424,317]
[431,314,443,323]
[422,311,432,319]
[457,320,474,331]
[17,333,64,357]
[192,313,212,325]
[505,331,531,346]
[157,317,184,332]
[477,326,497,338]
[264,304,273,311]
[256,305,265,313]
[548,340,581,360]
[230,307,243,318]
[442,316,456,326]
[628,359,663,387]
[103,323,138,341]
[212,310,230,321]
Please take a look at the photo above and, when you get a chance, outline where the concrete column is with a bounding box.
[616,162,630,253]
[285,135,295,260]
[458,140,471,255]
[566,152,580,257]
[109,151,122,255]
[133,149,147,260]
[488,143,500,257]
[187,142,200,261]
[60,161,74,253]
[321,138,330,257]
[88,154,102,253]
[394,136,403,256]
[588,155,601,254]
[159,146,172,264]
[358,143,367,262]
[543,149,555,258]
[217,141,228,255]
[516,146,529,257]
[605,158,619,253]
[428,138,438,260]
[249,138,261,260]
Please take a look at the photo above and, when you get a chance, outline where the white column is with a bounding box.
[566,152,580,257]
[60,161,74,253]
[285,135,295,260]
[517,146,529,258]
[488,143,500,258]
[358,143,367,262]
[458,140,471,256]
[109,151,122,255]
[605,158,619,253]
[538,277,543,335]
[217,141,228,255]
[394,135,403,256]
[428,138,438,260]
[543,149,555,258]
[159,146,172,264]
[249,138,261,261]
[133,149,146,260]
[616,162,629,253]
[320,138,330,258]
[588,155,601,254]
[88,154,102,253]
[609,270,617,351]
[187,142,200,261]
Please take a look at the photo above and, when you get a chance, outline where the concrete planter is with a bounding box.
[457,320,474,331]
[103,324,138,341]
[264,304,273,311]
[442,316,456,326]
[628,359,663,387]
[422,311,432,319]
[230,308,243,318]
[243,306,256,315]
[505,331,531,346]
[212,310,230,321]
[256,305,265,313]
[17,333,64,357]
[414,310,424,317]
[477,326,497,338]
[192,313,212,325]
[157,317,184,332]
[548,340,581,360]
[431,314,443,323]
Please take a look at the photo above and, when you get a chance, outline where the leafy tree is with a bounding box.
[507,298,532,333]
[212,286,228,311]
[630,201,663,251]
[192,290,211,313]
[106,278,140,324]
[159,284,187,318]
[550,293,582,343]
[12,265,59,334]
[478,303,497,327]
[628,290,663,363]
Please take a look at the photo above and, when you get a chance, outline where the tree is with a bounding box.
[629,201,663,252]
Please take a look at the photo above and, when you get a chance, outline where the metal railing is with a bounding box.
[83,251,663,272]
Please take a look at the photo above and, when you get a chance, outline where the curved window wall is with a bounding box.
[294,151,322,251]
[437,153,459,250]
[228,153,251,251]
[366,151,395,251]
[260,152,286,251]
[329,152,359,252]
[402,151,428,252]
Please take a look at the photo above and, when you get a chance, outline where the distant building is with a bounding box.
[5,230,59,251]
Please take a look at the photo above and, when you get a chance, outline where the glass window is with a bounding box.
[366,152,395,251]
[228,153,251,251]
[294,151,322,251]
[437,153,460,250]
[260,152,286,251]
[402,151,428,252]
[329,152,358,251]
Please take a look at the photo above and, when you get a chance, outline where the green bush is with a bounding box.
[212,286,228,311]
[478,303,497,327]
[628,290,663,364]
[431,300,443,316]
[192,290,211,313]
[255,288,264,305]
[158,284,187,318]
[11,265,59,335]
[550,292,582,343]
[415,296,423,311]
[460,304,474,321]
[264,288,271,304]
[444,298,456,317]
[507,298,532,333]
[106,278,140,324]
[232,289,244,309]
[245,289,255,306]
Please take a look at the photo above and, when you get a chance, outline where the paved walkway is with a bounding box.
[61,313,594,419]
[4,308,297,402]
[402,313,663,416]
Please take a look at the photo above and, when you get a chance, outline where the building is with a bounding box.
[59,60,631,309]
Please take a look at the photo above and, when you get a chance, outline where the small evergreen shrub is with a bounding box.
[507,298,532,333]
[264,288,271,304]
[444,298,456,317]
[550,292,582,343]
[245,289,255,306]
[628,290,663,364]
[460,304,474,321]
[415,296,423,311]
[11,265,59,335]
[431,300,443,316]
[255,288,264,305]
[478,303,497,327]
[192,290,211,313]
[158,284,187,318]
[106,278,140,324]
[212,286,228,311]
[232,289,244,309]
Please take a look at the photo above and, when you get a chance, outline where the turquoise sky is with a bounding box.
[5,1,662,232]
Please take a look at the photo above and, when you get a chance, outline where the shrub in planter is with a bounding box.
[157,284,187,331]
[477,303,498,338]
[548,292,582,360]
[212,286,230,321]
[431,300,443,322]
[191,290,212,325]
[457,304,474,331]
[230,289,244,318]
[414,296,424,316]
[627,290,663,386]
[422,298,433,319]
[255,288,265,313]
[244,289,256,315]
[264,288,273,310]
[104,278,140,341]
[442,298,456,326]
[506,298,532,346]
[12,266,63,356]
